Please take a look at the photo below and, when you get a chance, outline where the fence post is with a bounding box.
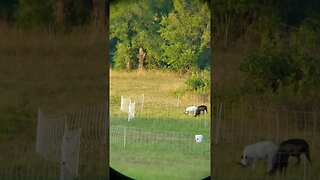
[258,106,261,143]
[215,102,222,145]
[123,127,126,148]
[249,105,252,143]
[120,96,123,111]
[295,112,298,137]
[313,111,316,151]
[304,112,307,139]
[285,109,288,140]
[303,156,306,180]
[177,95,180,107]
[231,103,235,146]
[141,94,144,110]
[277,107,279,143]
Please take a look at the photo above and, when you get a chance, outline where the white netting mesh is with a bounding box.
[36,103,107,161]
[60,122,81,180]
[121,94,144,112]
[128,101,135,122]
[120,96,131,112]
[36,109,66,160]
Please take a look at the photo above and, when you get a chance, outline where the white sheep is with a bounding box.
[238,141,278,172]
[185,105,197,115]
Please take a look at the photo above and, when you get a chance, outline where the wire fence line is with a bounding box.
[0,103,109,179]
[213,102,320,180]
[37,102,108,161]
[214,103,320,147]
[115,93,210,114]
[110,125,210,156]
[0,146,108,180]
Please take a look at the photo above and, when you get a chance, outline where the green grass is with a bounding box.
[213,144,319,180]
[110,69,211,179]
[110,148,209,180]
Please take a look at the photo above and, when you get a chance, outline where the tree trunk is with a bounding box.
[138,47,146,70]
[92,0,105,27]
[126,59,132,70]
[55,0,65,24]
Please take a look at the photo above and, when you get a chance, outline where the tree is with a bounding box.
[0,0,19,23]
[110,0,172,70]
[15,0,55,27]
[159,0,210,72]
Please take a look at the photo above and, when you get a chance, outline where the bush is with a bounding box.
[239,29,320,99]
[185,69,210,92]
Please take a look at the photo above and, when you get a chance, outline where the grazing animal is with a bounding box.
[269,148,290,176]
[194,105,208,117]
[237,141,278,172]
[279,138,311,165]
[185,105,197,115]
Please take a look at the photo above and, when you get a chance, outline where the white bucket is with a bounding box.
[195,135,203,143]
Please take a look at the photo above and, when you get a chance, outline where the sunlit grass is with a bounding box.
[110,69,211,179]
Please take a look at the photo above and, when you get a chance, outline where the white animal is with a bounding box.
[185,106,197,115]
[239,141,278,172]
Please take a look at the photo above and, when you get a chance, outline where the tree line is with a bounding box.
[0,0,105,27]
[212,0,320,105]
[109,0,210,73]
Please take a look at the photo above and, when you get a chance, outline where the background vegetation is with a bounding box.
[109,1,211,179]
[109,0,210,73]
[0,0,108,178]
[212,1,320,179]
[110,0,210,97]
[109,70,210,179]
[212,0,320,110]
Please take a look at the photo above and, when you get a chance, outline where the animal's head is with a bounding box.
[239,152,254,166]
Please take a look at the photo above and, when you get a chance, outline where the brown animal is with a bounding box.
[279,138,311,165]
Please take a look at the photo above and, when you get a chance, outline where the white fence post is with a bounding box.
[123,127,126,148]
[177,95,180,107]
[141,94,144,110]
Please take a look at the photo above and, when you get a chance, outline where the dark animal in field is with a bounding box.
[268,148,290,176]
[194,105,208,117]
[279,138,311,165]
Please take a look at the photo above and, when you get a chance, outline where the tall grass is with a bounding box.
[0,25,108,178]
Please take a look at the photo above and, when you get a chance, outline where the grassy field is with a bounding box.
[210,103,320,180]
[110,70,211,179]
[0,25,108,178]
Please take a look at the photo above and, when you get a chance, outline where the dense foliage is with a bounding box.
[110,0,210,73]
[212,0,320,106]
[0,0,103,27]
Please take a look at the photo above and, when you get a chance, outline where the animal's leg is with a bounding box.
[304,147,312,164]
[279,167,283,175]
[305,153,312,164]
[284,166,287,175]
[267,156,273,172]
[296,155,301,165]
[251,159,257,169]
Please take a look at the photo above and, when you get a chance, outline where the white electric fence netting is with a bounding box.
[36,103,107,179]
